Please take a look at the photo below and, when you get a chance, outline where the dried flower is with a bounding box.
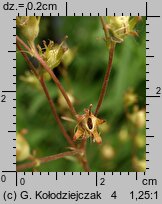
[73,104,105,144]
[38,38,68,70]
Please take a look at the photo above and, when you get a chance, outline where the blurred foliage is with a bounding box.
[16,17,146,172]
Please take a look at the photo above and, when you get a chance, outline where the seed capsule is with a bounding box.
[87,117,93,130]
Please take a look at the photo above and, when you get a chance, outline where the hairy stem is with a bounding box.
[16,35,77,119]
[17,150,82,171]
[95,42,115,116]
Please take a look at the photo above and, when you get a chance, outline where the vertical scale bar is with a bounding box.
[146,2,148,20]
[145,1,148,171]
[13,17,16,167]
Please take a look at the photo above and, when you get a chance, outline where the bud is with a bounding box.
[101,144,115,159]
[38,39,68,70]
[16,133,30,162]
[128,106,146,128]
[16,16,40,47]
[134,134,145,148]
[124,89,138,107]
[118,127,129,142]
[132,156,146,171]
[107,16,141,43]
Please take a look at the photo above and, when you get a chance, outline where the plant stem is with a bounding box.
[79,156,90,172]
[40,77,75,147]
[16,43,39,78]
[79,139,90,172]
[16,36,31,53]
[17,150,82,171]
[17,42,75,147]
[16,35,77,119]
[95,42,115,116]
[100,16,109,41]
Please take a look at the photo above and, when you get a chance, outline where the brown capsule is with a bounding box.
[87,117,93,130]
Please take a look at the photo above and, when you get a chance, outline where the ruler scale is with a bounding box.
[0,0,162,203]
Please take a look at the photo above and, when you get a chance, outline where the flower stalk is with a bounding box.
[16,150,82,171]
[95,41,115,116]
